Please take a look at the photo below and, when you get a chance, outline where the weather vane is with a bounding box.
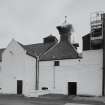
[64,16,67,24]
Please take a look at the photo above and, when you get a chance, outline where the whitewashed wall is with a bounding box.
[1,39,36,95]
[39,49,103,96]
[0,63,2,92]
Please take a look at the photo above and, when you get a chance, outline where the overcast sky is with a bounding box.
[0,0,105,51]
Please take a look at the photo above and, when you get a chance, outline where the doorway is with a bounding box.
[68,82,77,95]
[17,80,23,95]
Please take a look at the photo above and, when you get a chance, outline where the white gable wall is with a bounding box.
[1,39,36,95]
[0,62,2,92]
[39,49,103,96]
[24,54,36,95]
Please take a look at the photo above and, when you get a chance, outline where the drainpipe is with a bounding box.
[36,56,39,90]
[53,64,55,89]
[102,13,105,96]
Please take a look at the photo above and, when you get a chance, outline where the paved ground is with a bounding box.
[0,94,104,105]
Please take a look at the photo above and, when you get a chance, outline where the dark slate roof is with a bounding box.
[40,41,80,61]
[18,42,56,57]
[0,41,56,62]
[0,48,5,62]
[0,39,79,62]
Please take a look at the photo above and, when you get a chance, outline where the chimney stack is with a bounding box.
[43,35,58,44]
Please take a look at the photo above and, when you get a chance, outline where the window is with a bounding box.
[9,51,14,55]
[42,87,48,90]
[54,61,60,66]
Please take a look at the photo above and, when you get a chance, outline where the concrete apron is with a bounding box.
[65,103,90,105]
[24,90,50,97]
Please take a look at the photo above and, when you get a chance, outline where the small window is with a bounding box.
[42,87,48,90]
[9,51,14,55]
[54,61,60,66]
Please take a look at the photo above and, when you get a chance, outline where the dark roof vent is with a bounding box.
[43,35,58,44]
[72,43,79,49]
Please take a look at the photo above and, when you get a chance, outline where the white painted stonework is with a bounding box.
[39,50,103,96]
[0,63,2,93]
[0,39,103,97]
[0,39,36,96]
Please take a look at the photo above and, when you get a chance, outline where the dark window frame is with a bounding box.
[42,87,48,90]
[54,61,60,66]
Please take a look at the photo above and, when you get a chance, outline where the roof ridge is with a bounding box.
[39,42,58,58]
[18,41,56,58]
[24,43,43,46]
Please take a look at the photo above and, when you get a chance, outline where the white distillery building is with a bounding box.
[0,20,104,97]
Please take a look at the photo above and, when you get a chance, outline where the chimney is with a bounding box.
[56,17,73,43]
[43,35,58,44]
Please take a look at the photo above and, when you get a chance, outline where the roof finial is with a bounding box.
[64,16,67,24]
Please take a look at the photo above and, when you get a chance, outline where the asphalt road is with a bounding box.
[0,95,104,105]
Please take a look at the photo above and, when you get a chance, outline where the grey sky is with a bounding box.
[0,0,105,51]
